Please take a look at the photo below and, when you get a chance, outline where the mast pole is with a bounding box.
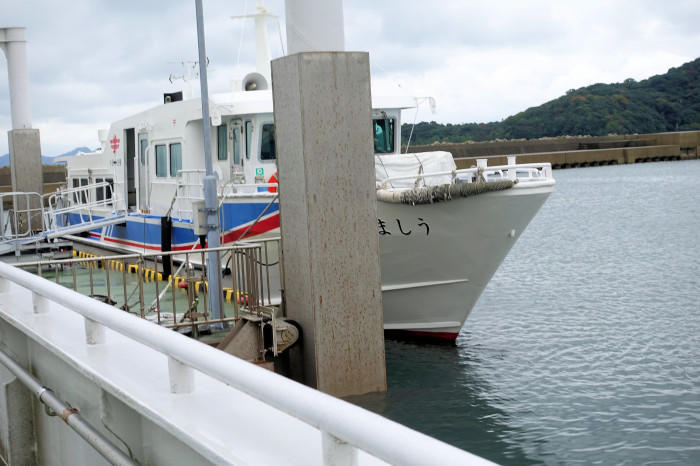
[195,0,222,322]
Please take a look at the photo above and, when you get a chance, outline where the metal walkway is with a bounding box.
[43,214,127,240]
[0,182,124,255]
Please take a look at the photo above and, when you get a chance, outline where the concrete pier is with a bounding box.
[271,51,386,397]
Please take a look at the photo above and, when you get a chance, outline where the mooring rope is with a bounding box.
[376,179,516,205]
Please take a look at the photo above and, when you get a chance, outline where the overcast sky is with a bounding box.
[1,0,699,156]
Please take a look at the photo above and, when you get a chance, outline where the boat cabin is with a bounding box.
[66,90,410,221]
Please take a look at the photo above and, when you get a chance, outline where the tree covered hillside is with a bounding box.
[403,57,700,145]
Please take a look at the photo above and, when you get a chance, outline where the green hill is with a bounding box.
[403,57,700,146]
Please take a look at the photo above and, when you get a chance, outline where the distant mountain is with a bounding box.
[0,146,92,167]
[403,57,700,145]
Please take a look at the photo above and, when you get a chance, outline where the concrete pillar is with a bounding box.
[2,28,44,232]
[8,129,44,231]
[271,52,386,397]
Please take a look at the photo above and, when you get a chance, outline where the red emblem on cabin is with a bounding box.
[110,135,120,154]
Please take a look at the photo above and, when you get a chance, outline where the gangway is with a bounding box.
[0,182,125,256]
[43,213,127,239]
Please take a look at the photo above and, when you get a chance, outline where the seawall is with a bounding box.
[407,130,700,169]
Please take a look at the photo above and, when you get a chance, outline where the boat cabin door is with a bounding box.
[137,133,150,211]
[229,120,244,183]
[125,128,136,210]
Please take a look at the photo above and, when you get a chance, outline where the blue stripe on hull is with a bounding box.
[67,200,279,249]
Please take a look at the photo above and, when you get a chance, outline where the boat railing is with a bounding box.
[13,240,284,347]
[166,171,280,221]
[0,258,487,465]
[220,182,279,196]
[173,169,206,218]
[378,158,554,189]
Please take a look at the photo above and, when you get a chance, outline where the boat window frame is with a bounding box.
[217,124,228,161]
[373,117,395,154]
[232,123,241,165]
[95,178,104,202]
[72,178,80,203]
[155,144,167,178]
[245,120,253,160]
[169,142,182,177]
[258,121,276,162]
[104,177,113,203]
[151,138,184,179]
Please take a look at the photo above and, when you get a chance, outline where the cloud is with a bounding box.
[1,0,698,155]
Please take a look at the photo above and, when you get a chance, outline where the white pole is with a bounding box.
[0,27,33,129]
[284,0,345,54]
[254,0,272,82]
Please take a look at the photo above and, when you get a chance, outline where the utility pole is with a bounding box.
[194,0,223,322]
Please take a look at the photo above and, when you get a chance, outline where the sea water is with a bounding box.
[351,160,700,465]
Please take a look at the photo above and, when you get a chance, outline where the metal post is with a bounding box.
[232,249,239,320]
[138,258,145,319]
[154,259,161,324]
[88,260,94,297]
[194,0,222,322]
[122,262,128,312]
[105,263,111,304]
[170,255,177,325]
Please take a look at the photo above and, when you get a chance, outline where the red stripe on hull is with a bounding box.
[86,214,281,251]
[88,233,162,250]
[384,329,459,345]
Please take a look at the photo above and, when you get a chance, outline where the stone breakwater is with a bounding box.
[408,130,699,169]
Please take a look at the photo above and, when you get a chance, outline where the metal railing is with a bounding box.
[44,181,117,231]
[0,191,44,241]
[0,260,490,465]
[378,159,555,189]
[14,241,283,341]
[174,169,205,218]
[0,182,120,245]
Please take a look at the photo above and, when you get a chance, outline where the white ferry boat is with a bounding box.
[57,9,555,341]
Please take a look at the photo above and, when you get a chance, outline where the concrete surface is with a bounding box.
[271,51,386,397]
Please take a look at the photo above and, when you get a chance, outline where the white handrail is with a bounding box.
[379,162,554,188]
[0,261,490,465]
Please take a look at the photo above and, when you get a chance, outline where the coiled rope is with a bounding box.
[376,179,516,205]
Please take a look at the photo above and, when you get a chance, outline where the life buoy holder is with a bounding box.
[268,172,278,193]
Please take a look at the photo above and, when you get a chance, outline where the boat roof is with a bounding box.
[212,90,418,114]
[111,89,417,127]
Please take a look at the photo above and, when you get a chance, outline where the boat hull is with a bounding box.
[67,182,552,341]
[378,183,553,339]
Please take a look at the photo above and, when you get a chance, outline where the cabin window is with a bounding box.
[233,126,241,164]
[169,143,182,177]
[373,118,395,154]
[217,125,227,160]
[105,178,113,202]
[155,144,167,177]
[72,178,80,203]
[80,178,88,204]
[95,178,104,202]
[139,139,148,164]
[245,121,253,160]
[260,124,276,160]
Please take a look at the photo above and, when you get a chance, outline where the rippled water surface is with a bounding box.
[352,161,700,465]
